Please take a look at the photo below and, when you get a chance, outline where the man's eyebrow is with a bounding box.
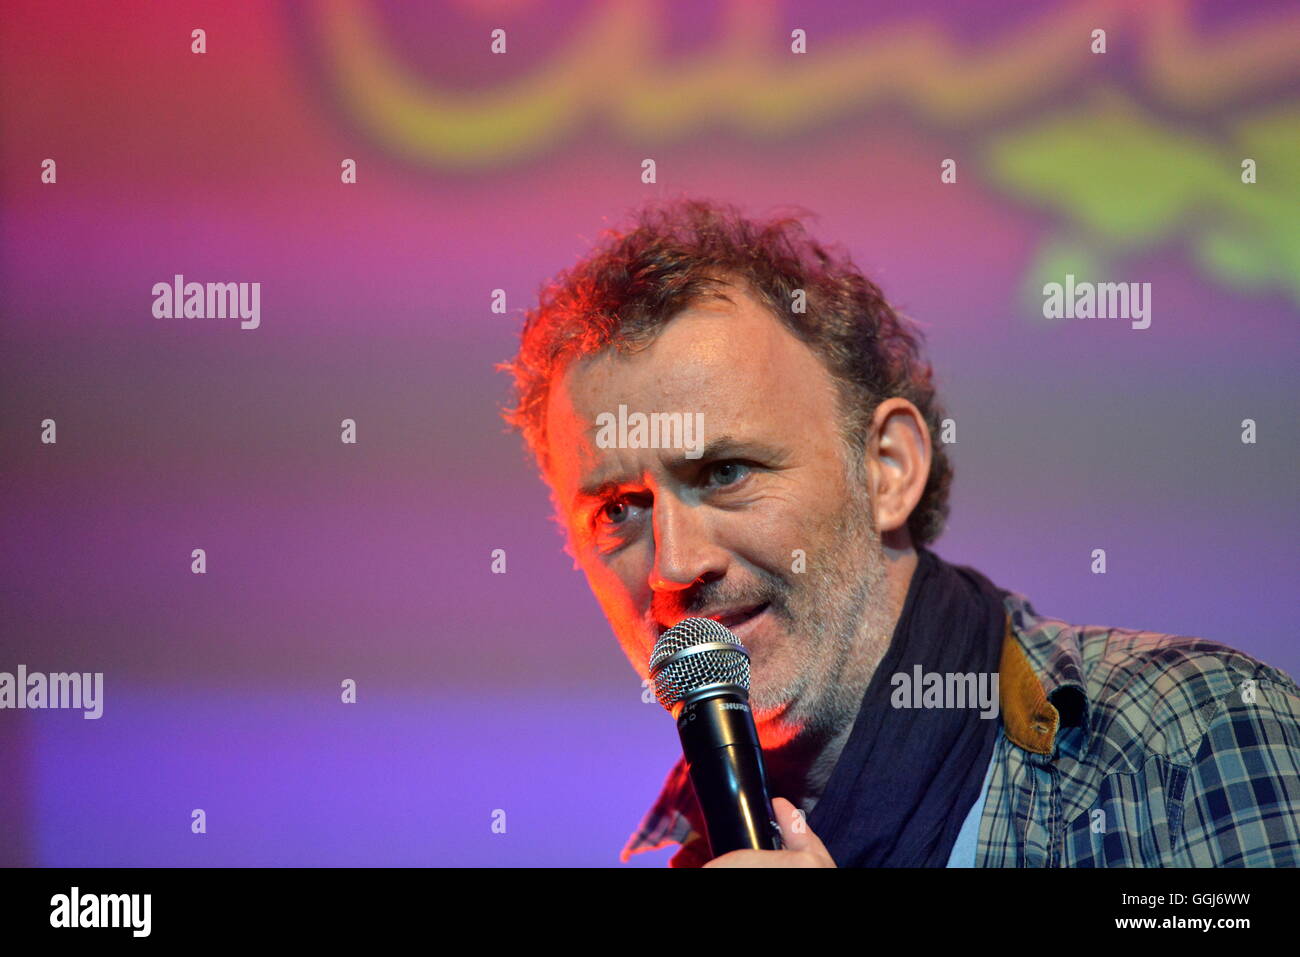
[571,435,786,510]
[690,434,755,462]
[573,479,625,511]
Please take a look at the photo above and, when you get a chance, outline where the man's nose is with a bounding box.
[649,493,727,592]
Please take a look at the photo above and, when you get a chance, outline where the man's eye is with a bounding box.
[596,498,648,529]
[707,461,752,487]
[600,500,631,525]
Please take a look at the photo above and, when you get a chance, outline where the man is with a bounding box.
[500,197,1300,867]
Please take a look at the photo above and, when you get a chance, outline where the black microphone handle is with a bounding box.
[676,689,784,857]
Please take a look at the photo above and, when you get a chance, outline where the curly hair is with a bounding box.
[498,196,953,548]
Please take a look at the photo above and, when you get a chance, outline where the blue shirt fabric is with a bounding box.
[946,735,999,867]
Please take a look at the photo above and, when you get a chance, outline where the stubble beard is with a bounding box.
[749,471,894,746]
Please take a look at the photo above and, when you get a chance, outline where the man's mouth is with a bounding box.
[705,602,770,633]
[651,602,772,642]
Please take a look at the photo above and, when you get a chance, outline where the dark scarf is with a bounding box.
[805,546,1007,867]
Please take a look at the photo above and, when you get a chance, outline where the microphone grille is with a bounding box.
[648,617,751,710]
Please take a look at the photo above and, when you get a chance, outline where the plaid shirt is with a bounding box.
[622,589,1300,867]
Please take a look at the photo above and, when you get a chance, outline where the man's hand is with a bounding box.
[701,798,836,867]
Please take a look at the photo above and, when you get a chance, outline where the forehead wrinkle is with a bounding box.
[543,295,833,508]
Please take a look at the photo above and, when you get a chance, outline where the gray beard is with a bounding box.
[749,473,896,794]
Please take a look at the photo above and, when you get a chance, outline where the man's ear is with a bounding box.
[863,398,931,547]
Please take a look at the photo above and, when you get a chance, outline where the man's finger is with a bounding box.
[700,799,837,866]
[772,797,828,856]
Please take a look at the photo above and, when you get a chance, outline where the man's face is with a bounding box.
[543,288,896,745]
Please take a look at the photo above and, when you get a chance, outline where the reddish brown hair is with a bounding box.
[499,197,953,547]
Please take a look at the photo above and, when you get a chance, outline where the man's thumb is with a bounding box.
[772,797,822,852]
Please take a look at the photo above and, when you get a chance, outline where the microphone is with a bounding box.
[648,617,784,858]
